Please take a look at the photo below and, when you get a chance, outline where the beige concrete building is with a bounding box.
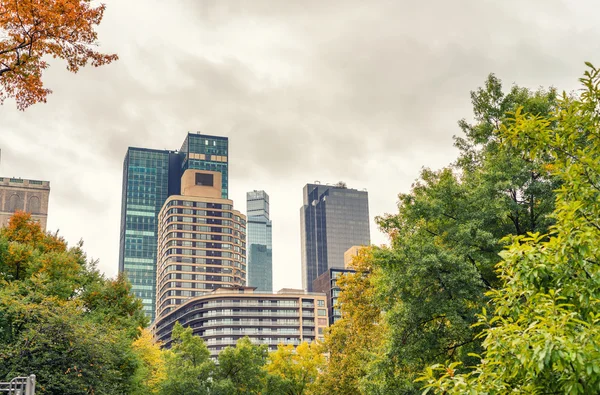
[0,177,50,230]
[155,169,247,319]
[153,286,328,358]
[343,245,363,268]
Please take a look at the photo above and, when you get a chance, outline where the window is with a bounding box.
[317,309,326,316]
[317,300,325,307]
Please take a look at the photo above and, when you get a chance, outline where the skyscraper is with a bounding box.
[155,169,246,319]
[246,190,272,292]
[119,133,229,321]
[300,182,370,291]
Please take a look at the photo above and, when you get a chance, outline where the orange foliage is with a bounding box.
[2,210,43,244]
[0,0,117,109]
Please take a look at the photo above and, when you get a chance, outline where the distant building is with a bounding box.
[0,177,50,230]
[155,169,246,319]
[300,182,370,291]
[119,133,229,321]
[246,190,272,292]
[344,245,362,269]
[313,267,355,326]
[153,286,328,358]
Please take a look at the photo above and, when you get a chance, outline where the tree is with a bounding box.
[131,329,166,395]
[420,63,600,394]
[318,247,386,394]
[369,76,559,393]
[264,342,325,395]
[0,212,147,394]
[159,323,214,395]
[212,337,268,395]
[0,0,117,109]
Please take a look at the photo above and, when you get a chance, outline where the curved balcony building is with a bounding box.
[153,286,328,358]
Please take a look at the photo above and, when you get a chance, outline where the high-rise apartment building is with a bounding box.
[246,190,272,292]
[0,177,50,230]
[155,169,246,319]
[300,182,370,291]
[119,133,229,321]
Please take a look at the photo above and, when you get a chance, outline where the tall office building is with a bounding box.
[0,177,50,230]
[119,133,229,321]
[155,169,246,319]
[246,190,272,292]
[300,182,370,291]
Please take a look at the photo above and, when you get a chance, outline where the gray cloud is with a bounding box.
[1,0,599,288]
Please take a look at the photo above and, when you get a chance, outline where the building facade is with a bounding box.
[153,286,328,358]
[312,267,355,326]
[119,133,229,321]
[246,190,272,292]
[300,182,370,291]
[0,177,50,230]
[156,170,246,319]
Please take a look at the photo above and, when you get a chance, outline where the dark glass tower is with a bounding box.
[300,183,370,291]
[246,190,272,292]
[119,133,229,321]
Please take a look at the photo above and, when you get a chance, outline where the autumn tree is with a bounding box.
[0,0,117,109]
[420,63,600,394]
[367,75,559,393]
[318,247,386,394]
[131,329,166,395]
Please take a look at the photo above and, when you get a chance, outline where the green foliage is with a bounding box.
[369,75,559,393]
[420,63,600,394]
[159,323,214,395]
[264,342,325,395]
[213,337,268,394]
[0,212,148,394]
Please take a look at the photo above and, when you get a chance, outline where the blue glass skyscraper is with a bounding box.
[246,190,272,292]
[119,133,229,321]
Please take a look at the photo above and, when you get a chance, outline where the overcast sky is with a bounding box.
[1,0,599,290]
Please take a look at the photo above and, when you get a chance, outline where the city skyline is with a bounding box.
[1,0,597,291]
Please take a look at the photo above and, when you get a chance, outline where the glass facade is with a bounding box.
[300,183,370,291]
[180,134,229,199]
[246,191,272,292]
[118,133,229,322]
[119,148,173,321]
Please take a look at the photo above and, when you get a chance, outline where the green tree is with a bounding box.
[159,322,214,395]
[420,63,600,394]
[0,212,147,394]
[264,342,325,395]
[369,76,559,393]
[212,337,268,394]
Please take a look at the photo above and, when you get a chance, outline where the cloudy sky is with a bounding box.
[1,0,599,290]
